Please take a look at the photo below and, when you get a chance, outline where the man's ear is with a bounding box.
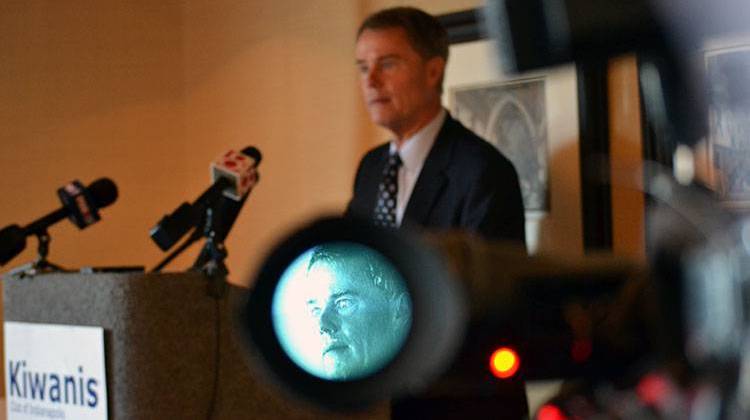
[425,56,446,90]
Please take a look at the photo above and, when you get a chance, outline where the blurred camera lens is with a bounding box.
[240,217,466,410]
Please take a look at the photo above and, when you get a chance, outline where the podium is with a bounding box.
[3,272,387,420]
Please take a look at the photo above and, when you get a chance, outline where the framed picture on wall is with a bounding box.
[704,42,750,205]
[442,37,581,255]
[451,77,550,212]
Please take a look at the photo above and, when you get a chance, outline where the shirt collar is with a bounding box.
[389,108,446,171]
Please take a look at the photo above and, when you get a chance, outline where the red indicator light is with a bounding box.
[537,404,567,420]
[489,347,520,379]
[636,373,671,405]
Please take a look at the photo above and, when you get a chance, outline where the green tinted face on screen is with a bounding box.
[272,242,412,380]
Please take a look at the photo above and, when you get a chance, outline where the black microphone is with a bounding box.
[239,146,262,166]
[0,178,119,266]
[150,146,262,252]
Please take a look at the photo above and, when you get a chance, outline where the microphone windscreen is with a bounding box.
[211,149,258,201]
[241,146,262,166]
[87,178,118,209]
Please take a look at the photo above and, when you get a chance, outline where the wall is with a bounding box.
[608,55,646,260]
[181,1,366,285]
[0,0,187,275]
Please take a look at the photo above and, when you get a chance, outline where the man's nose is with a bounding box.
[364,66,380,87]
[319,305,340,336]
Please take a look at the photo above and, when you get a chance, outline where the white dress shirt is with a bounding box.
[389,108,447,226]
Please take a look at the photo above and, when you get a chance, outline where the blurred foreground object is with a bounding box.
[239,217,647,411]
[485,0,750,148]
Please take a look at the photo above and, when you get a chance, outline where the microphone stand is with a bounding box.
[191,207,229,299]
[8,230,69,278]
[150,227,204,273]
[150,205,230,299]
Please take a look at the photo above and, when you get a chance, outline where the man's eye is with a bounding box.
[357,64,369,74]
[380,59,397,69]
[335,298,355,313]
[308,306,322,317]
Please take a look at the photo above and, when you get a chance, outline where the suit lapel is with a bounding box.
[402,116,456,226]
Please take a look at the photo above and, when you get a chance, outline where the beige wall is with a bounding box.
[182,1,366,284]
[0,0,188,273]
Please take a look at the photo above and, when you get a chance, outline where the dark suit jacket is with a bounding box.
[349,114,529,418]
[346,113,526,244]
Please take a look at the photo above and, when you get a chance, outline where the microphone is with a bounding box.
[206,147,261,244]
[0,178,118,266]
[150,146,262,252]
[210,146,262,201]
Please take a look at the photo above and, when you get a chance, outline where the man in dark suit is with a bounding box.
[346,7,525,244]
[346,6,529,420]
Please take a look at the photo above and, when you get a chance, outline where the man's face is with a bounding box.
[355,27,444,140]
[305,262,401,379]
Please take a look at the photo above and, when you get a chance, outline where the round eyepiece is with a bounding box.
[239,217,467,410]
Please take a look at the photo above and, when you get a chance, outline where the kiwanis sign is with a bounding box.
[4,322,108,420]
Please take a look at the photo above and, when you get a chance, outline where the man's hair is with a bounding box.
[307,242,407,300]
[357,7,449,63]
